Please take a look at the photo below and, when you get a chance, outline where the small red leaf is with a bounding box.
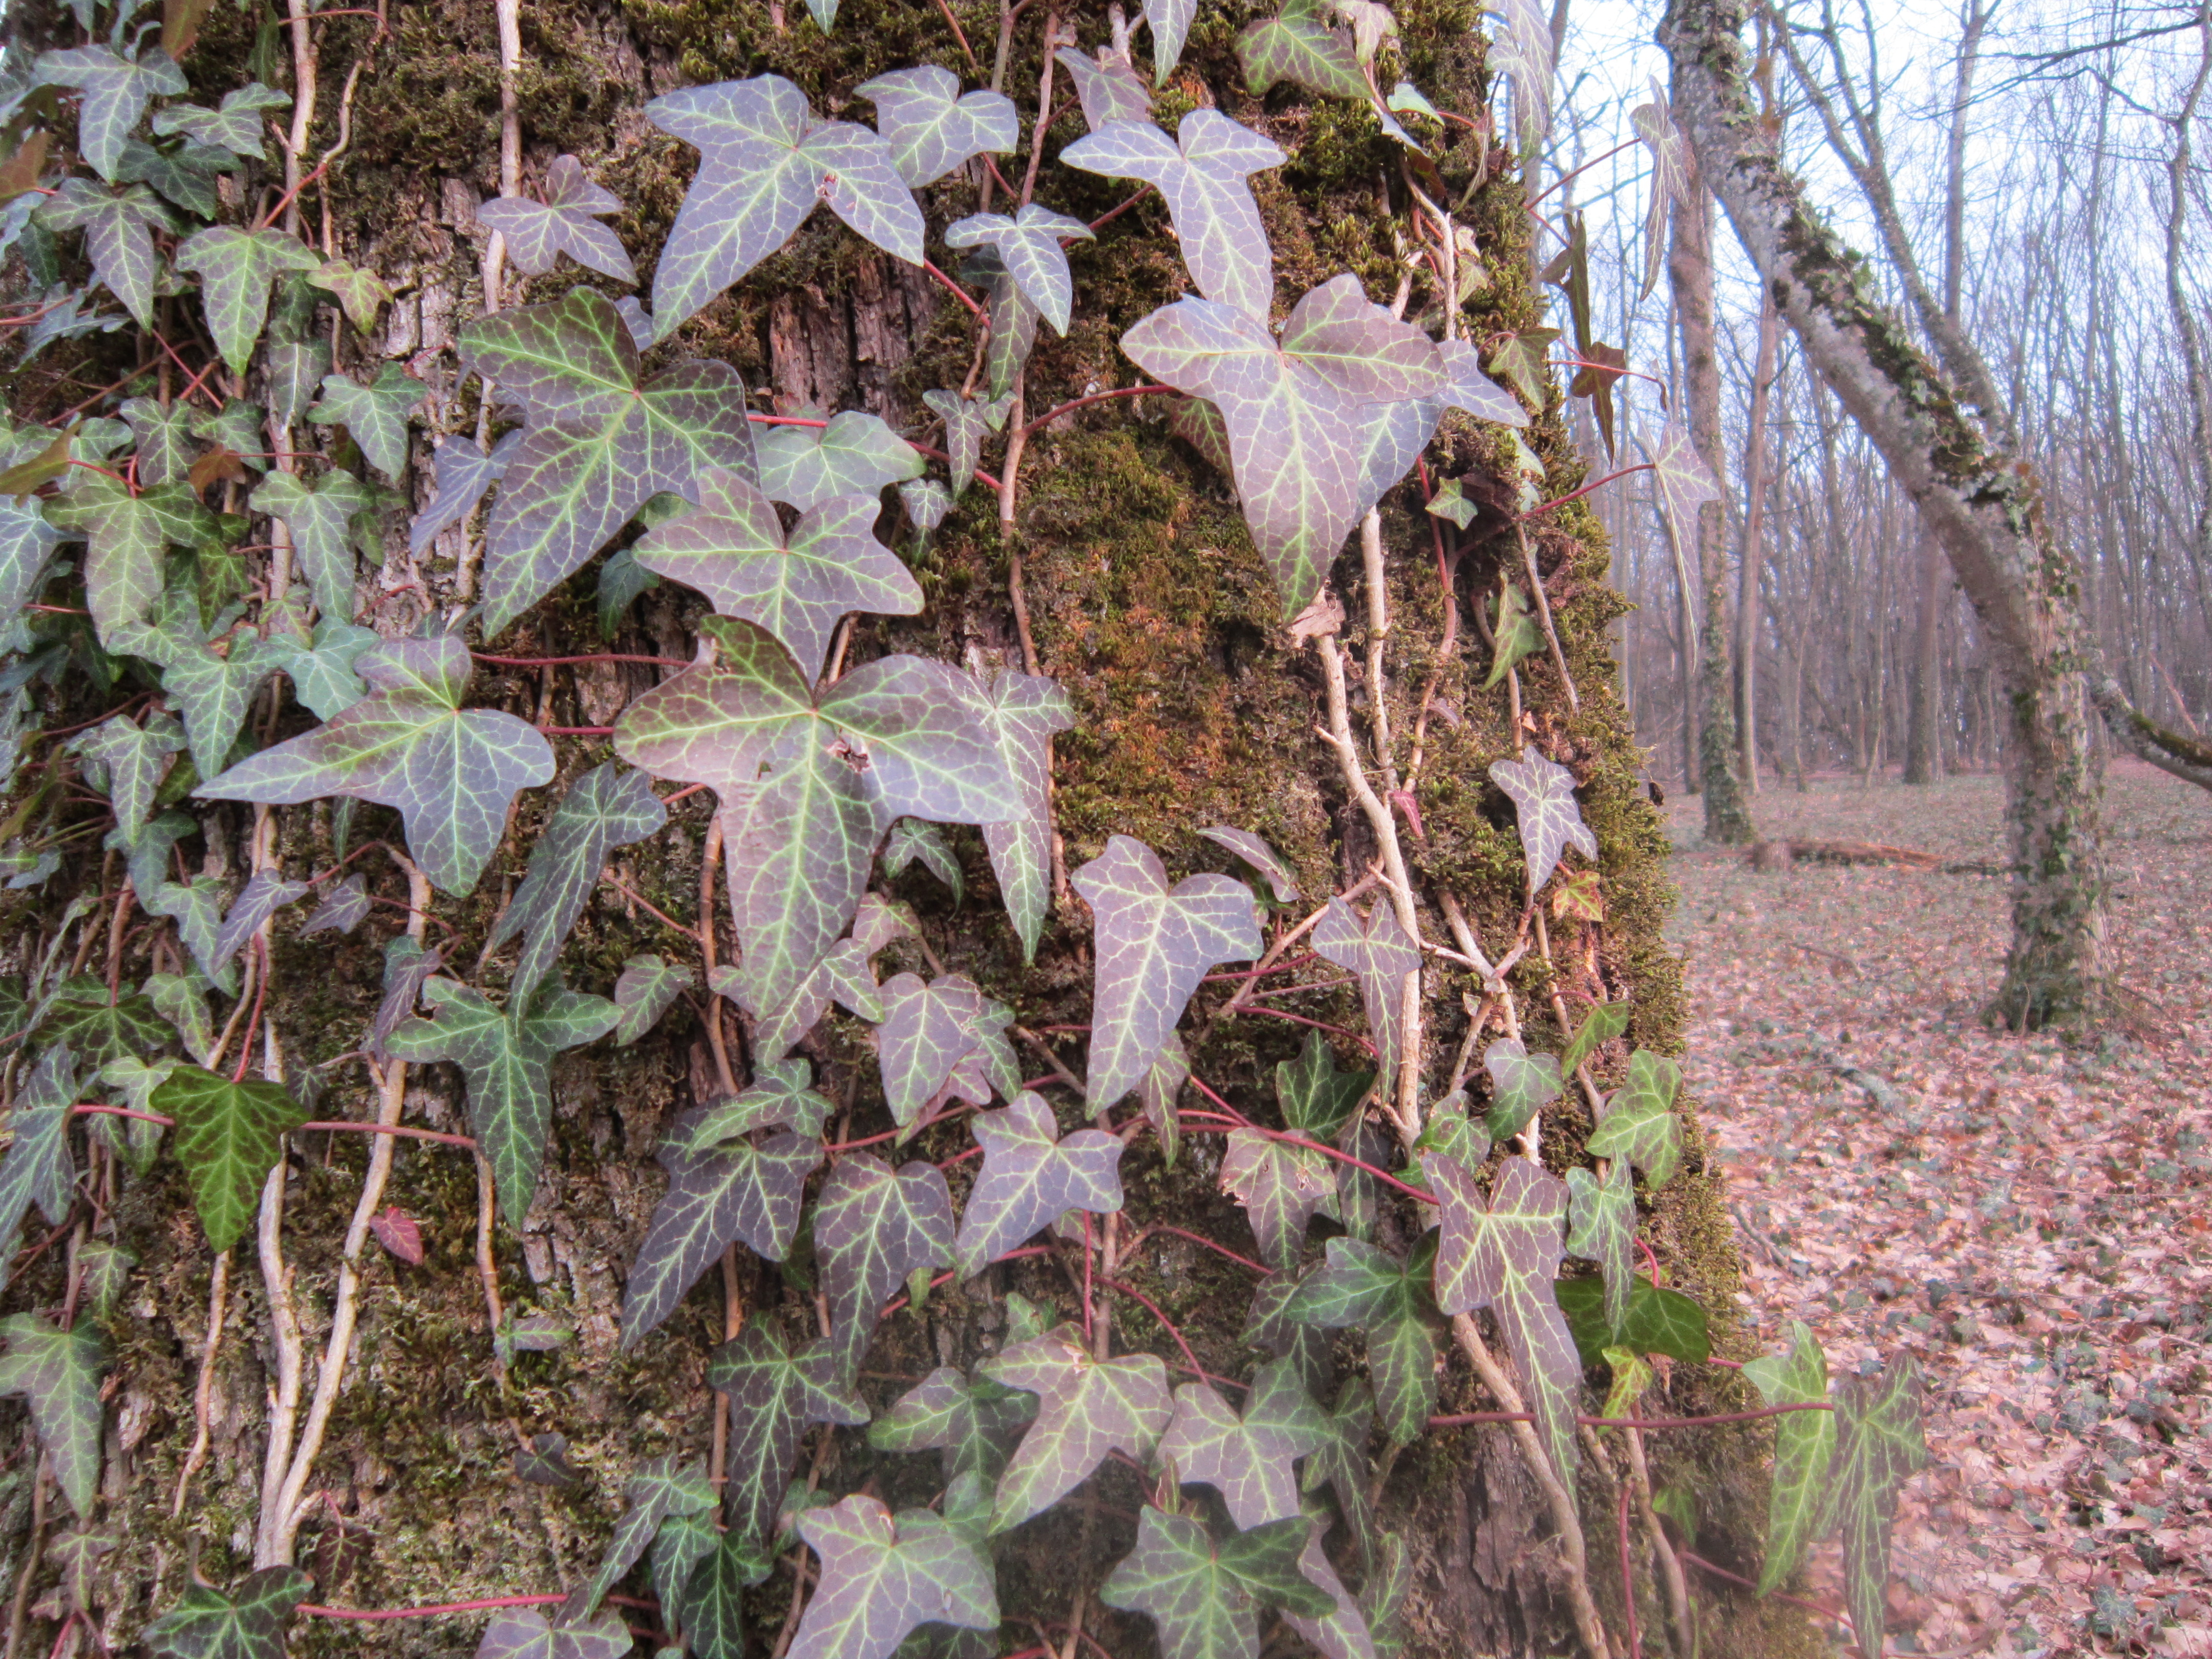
[368,1206,424,1265]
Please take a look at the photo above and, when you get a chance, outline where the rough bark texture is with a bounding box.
[0,2,1815,1655]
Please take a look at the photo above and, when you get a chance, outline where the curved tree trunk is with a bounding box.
[0,2,1814,1655]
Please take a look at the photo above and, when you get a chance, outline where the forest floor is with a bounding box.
[1665,761,2212,1658]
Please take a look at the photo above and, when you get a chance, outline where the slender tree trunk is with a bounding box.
[1905,525,1943,783]
[1736,287,1779,794]
[2163,7,2212,588]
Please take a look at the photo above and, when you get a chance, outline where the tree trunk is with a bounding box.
[1735,286,1779,795]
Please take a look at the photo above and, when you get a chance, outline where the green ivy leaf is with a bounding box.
[678,1056,836,1150]
[612,954,692,1046]
[0,1046,80,1295]
[649,1509,724,1634]
[1237,1,1366,101]
[981,1324,1172,1532]
[1828,1355,1927,1651]
[1481,1037,1561,1143]
[0,1314,107,1520]
[41,975,171,1068]
[73,1240,135,1315]
[144,1568,312,1659]
[173,225,323,376]
[751,894,912,1064]
[474,1607,630,1659]
[1313,897,1420,1094]
[1481,580,1544,691]
[41,475,167,649]
[854,67,1017,189]
[1283,1236,1444,1444]
[1488,751,1596,898]
[869,1364,1035,1484]
[1563,1157,1635,1334]
[707,1323,868,1551]
[944,206,1093,334]
[248,469,371,621]
[1560,998,1629,1076]
[677,1528,769,1659]
[384,978,616,1224]
[756,411,925,511]
[1584,1049,1682,1187]
[48,1524,116,1613]
[1412,1090,1489,1172]
[265,339,329,429]
[71,710,183,842]
[153,1063,308,1252]
[308,366,420,480]
[33,46,189,180]
[1271,1029,1365,1140]
[36,179,169,327]
[487,763,665,1009]
[788,1495,999,1659]
[1741,1320,1835,1596]
[197,635,555,896]
[814,1153,954,1377]
[1221,1128,1336,1271]
[1158,1356,1324,1528]
[265,614,375,721]
[1100,1508,1334,1659]
[148,83,290,160]
[114,134,235,219]
[575,1454,715,1619]
[1554,1273,1709,1365]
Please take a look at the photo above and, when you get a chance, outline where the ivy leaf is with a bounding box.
[576,1454,716,1619]
[210,868,310,974]
[921,389,1010,501]
[40,476,166,649]
[0,1046,80,1294]
[1273,1030,1367,1140]
[854,67,1017,189]
[1359,1534,1411,1659]
[473,1607,630,1659]
[1073,834,1259,1113]
[479,156,636,283]
[33,46,188,180]
[968,248,1040,399]
[266,614,376,721]
[1281,1522,1377,1659]
[455,287,757,635]
[72,711,183,843]
[249,468,371,621]
[173,226,322,375]
[154,1064,309,1253]
[1741,1320,1835,1596]
[1138,1029,1189,1166]
[1422,1152,1579,1479]
[1063,114,1282,322]
[191,400,266,473]
[119,396,198,488]
[301,258,390,337]
[1554,1273,1707,1365]
[126,597,281,779]
[1312,897,1419,1093]
[870,1365,1035,1483]
[1237,4,1367,101]
[382,979,618,1222]
[1139,0,1199,81]
[751,894,912,1064]
[708,1323,869,1548]
[1487,0,1554,153]
[73,1241,136,1316]
[1560,998,1629,1076]
[1481,581,1543,691]
[634,467,921,679]
[1828,1356,1927,1653]
[1055,45,1152,130]
[1648,418,1721,548]
[1283,1236,1444,1444]
[1100,1508,1334,1659]
[486,762,666,1009]
[197,635,556,897]
[308,366,421,480]
[971,666,1072,963]
[265,339,329,429]
[877,973,1015,1129]
[514,1432,581,1488]
[1434,337,1529,429]
[296,874,371,939]
[409,430,521,555]
[0,1315,105,1521]
[1199,826,1298,903]
[952,1093,1122,1278]
[1480,1037,1561,1143]
[144,1568,312,1659]
[1584,1050,1682,1187]
[619,1112,822,1344]
[1488,751,1596,898]
[614,619,1016,1021]
[1300,1377,1374,1557]
[677,1528,768,1659]
[1412,1090,1488,1173]
[113,134,233,219]
[41,976,171,1069]
[149,82,290,160]
[647,75,923,335]
[981,1325,1172,1530]
[1630,77,1695,301]
[36,179,168,327]
[944,207,1092,335]
[48,1525,117,1613]
[613,954,693,1045]
[882,818,962,902]
[815,1154,955,1376]
[364,935,441,1059]
[678,1056,836,1149]
[757,411,925,511]
[1221,1129,1336,1271]
[1563,1158,1635,1335]
[789,1495,999,1659]
[650,1509,724,1629]
[1159,1357,1325,1528]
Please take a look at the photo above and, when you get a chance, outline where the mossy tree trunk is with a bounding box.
[1,1,1815,1655]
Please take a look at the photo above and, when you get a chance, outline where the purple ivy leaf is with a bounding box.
[1281,1235,1443,1445]
[573,1454,716,1618]
[980,1325,1171,1531]
[681,1056,837,1150]
[1062,112,1283,322]
[1302,1378,1376,1562]
[409,429,523,555]
[1054,45,1152,130]
[869,1365,1036,1483]
[0,1314,108,1521]
[1564,1157,1635,1336]
[647,75,923,336]
[486,762,666,1008]
[0,1047,78,1299]
[1584,1049,1683,1186]
[1480,1036,1561,1143]
[384,979,618,1224]
[144,1568,312,1659]
[1220,1128,1337,1271]
[877,973,1017,1129]
[1158,1356,1325,1528]
[944,206,1093,335]
[1281,1524,1377,1659]
[1142,0,1198,82]
[299,874,371,938]
[881,818,962,902]
[1421,1151,1579,1480]
[210,868,310,974]
[1645,417,1721,549]
[620,1110,823,1346]
[1630,78,1696,301]
[814,1154,955,1376]
[1487,751,1596,898]
[921,389,1011,500]
[48,1524,116,1613]
[613,953,694,1046]
[966,247,1040,399]
[473,1607,630,1659]
[1199,826,1298,902]
[249,468,372,621]
[1099,1508,1335,1659]
[1435,336,1529,429]
[1072,835,1260,1113]
[971,665,1073,964]
[952,1093,1123,1278]
[708,1323,869,1549]
[637,469,920,681]
[1489,0,1555,154]
[455,287,758,635]
[1280,275,1445,402]
[854,67,1017,188]
[756,410,925,511]
[366,935,441,1060]
[1137,1028,1189,1166]
[902,476,952,526]
[1312,898,1420,1092]
[197,636,556,896]
[171,224,322,375]
[749,894,914,1063]
[789,1495,999,1659]
[1238,4,1366,101]
[1165,394,1233,476]
[615,619,1016,1020]
[479,156,636,284]
[514,1432,581,1488]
